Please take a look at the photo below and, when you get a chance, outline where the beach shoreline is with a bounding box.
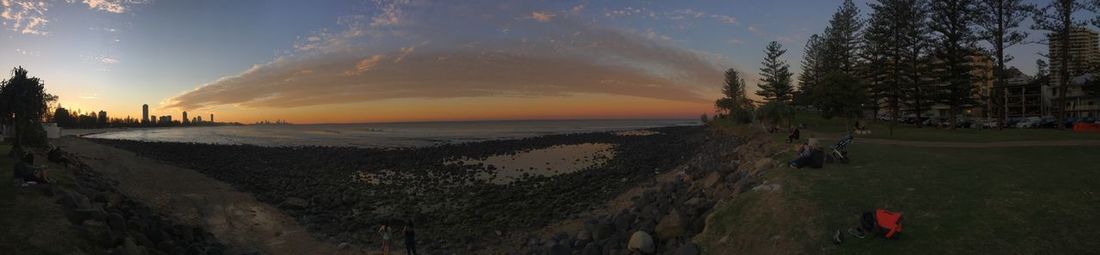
[65,125,720,253]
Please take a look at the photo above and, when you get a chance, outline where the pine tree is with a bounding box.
[822,0,864,76]
[929,0,982,128]
[715,68,753,123]
[976,0,1034,129]
[756,41,794,103]
[797,34,826,106]
[865,0,931,133]
[1032,0,1095,129]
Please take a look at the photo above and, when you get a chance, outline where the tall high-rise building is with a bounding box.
[210,114,214,123]
[97,111,107,125]
[142,104,149,124]
[150,115,157,125]
[1048,27,1100,118]
[182,111,189,125]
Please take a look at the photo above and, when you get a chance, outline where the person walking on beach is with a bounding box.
[379,223,393,255]
[403,221,417,255]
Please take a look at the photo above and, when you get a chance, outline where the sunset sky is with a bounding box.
[0,0,1052,123]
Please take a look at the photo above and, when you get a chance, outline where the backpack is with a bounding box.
[861,209,903,239]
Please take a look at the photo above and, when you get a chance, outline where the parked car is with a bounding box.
[1064,117,1078,129]
[1040,116,1058,128]
[1006,117,1024,128]
[1016,117,1042,128]
[982,118,999,129]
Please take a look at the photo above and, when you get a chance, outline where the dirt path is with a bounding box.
[807,132,1100,148]
[55,137,362,255]
[856,138,1100,148]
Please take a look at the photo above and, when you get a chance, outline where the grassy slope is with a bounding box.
[793,112,1100,142]
[698,130,1100,254]
[0,143,96,254]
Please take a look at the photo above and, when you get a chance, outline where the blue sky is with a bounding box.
[0,0,1067,123]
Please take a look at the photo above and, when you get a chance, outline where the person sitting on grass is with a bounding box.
[13,153,50,184]
[788,140,824,169]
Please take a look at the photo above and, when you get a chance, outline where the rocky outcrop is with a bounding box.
[52,149,227,255]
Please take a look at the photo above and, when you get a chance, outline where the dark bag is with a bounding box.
[860,212,878,233]
[809,149,826,168]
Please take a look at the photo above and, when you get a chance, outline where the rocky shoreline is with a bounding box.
[87,126,711,253]
[49,149,228,254]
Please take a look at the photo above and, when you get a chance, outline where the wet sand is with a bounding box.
[459,143,615,184]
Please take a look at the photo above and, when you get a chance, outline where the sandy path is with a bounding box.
[55,137,361,255]
[856,138,1100,148]
[806,132,1100,148]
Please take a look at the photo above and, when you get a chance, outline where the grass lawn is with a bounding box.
[699,139,1100,254]
[0,143,96,254]
[791,111,1100,142]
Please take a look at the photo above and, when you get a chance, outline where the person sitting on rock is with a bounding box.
[787,127,801,143]
[13,153,50,184]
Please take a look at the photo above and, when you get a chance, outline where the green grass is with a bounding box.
[804,142,1100,254]
[701,139,1100,254]
[792,111,1100,142]
[0,143,97,254]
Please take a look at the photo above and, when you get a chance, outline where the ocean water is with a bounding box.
[83,119,698,148]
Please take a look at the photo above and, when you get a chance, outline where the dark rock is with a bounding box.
[281,197,310,209]
[676,242,700,255]
[581,242,601,255]
[108,213,127,233]
[655,210,685,241]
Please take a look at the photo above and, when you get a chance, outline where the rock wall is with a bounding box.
[51,149,228,255]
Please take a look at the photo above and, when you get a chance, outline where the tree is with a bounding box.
[976,0,1034,129]
[52,107,74,127]
[0,67,55,148]
[814,71,868,131]
[1036,59,1049,77]
[822,0,864,76]
[715,68,754,123]
[755,101,794,127]
[1032,0,1095,129]
[797,34,826,106]
[929,0,982,128]
[756,41,794,103]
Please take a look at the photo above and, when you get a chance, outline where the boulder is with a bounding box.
[281,197,310,209]
[655,211,684,241]
[576,229,592,241]
[676,242,700,255]
[581,242,602,255]
[627,231,655,254]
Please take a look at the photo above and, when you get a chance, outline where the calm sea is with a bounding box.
[83,119,699,148]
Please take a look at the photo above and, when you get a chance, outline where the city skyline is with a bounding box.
[0,0,1078,123]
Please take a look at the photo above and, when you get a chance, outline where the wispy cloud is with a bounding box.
[166,1,729,111]
[99,56,119,64]
[80,0,128,13]
[530,11,554,22]
[1,0,142,35]
[1,0,50,35]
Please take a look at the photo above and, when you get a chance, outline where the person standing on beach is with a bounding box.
[403,221,417,255]
[379,223,392,255]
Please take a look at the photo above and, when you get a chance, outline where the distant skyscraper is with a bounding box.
[210,114,214,123]
[97,111,107,125]
[182,111,189,125]
[150,115,157,125]
[197,116,203,123]
[142,104,149,123]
